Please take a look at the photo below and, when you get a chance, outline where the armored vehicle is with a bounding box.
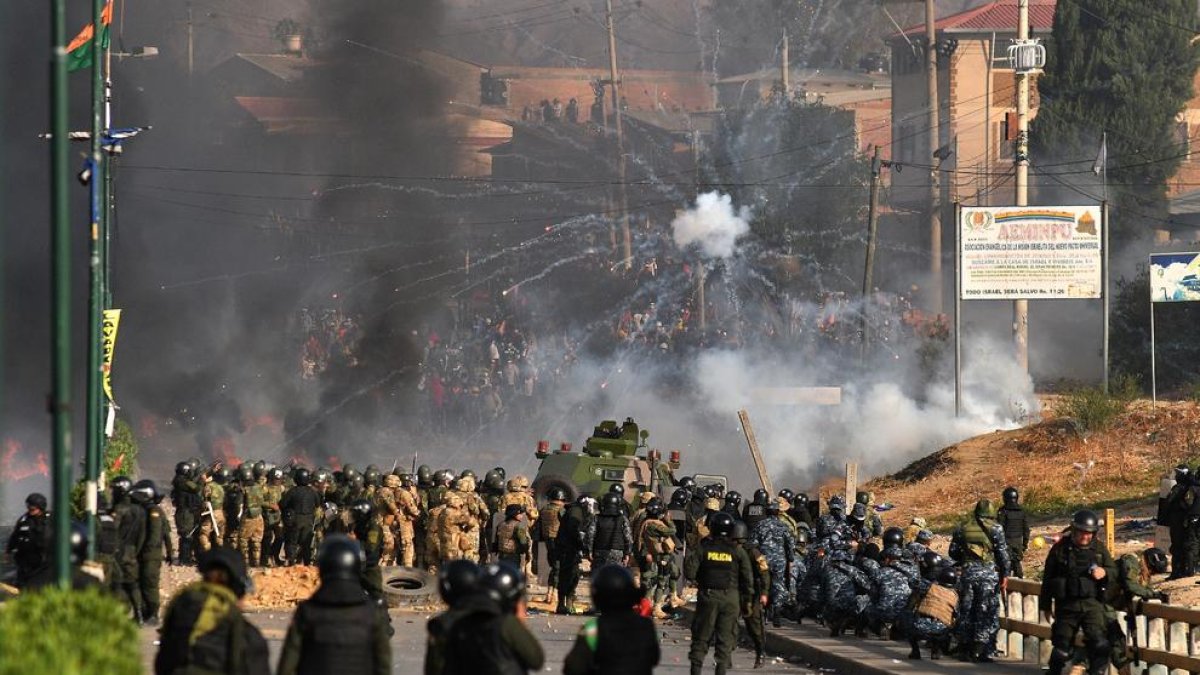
[530,417,680,504]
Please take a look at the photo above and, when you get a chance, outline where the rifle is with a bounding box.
[411,452,418,475]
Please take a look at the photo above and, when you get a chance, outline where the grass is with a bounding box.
[1053,374,1140,433]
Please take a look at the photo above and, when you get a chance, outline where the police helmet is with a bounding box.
[484,472,505,492]
[459,469,476,480]
[199,547,253,598]
[796,527,811,546]
[110,475,133,502]
[1175,464,1191,481]
[491,466,507,479]
[937,565,960,588]
[252,460,267,480]
[400,473,415,487]
[645,501,666,518]
[294,468,312,486]
[363,467,381,487]
[546,486,566,502]
[765,497,781,515]
[268,467,284,482]
[504,503,525,519]
[794,492,809,507]
[849,502,867,522]
[609,483,625,495]
[920,551,944,573]
[417,464,433,486]
[591,564,641,613]
[676,476,696,490]
[364,464,379,475]
[973,498,997,520]
[855,490,870,505]
[237,465,255,483]
[1144,547,1169,575]
[214,467,233,484]
[1071,509,1100,534]
[1002,486,1020,506]
[314,468,332,484]
[175,461,192,477]
[778,489,795,503]
[859,542,881,561]
[68,521,89,566]
[438,559,481,607]
[348,474,365,491]
[916,529,934,544]
[724,491,742,508]
[600,492,623,516]
[882,527,905,549]
[349,498,374,522]
[479,561,526,613]
[130,479,158,505]
[882,546,905,561]
[25,493,48,511]
[341,464,360,481]
[317,534,365,581]
[732,520,749,542]
[828,494,846,512]
[704,484,723,499]
[668,488,689,509]
[752,489,770,506]
[709,511,736,538]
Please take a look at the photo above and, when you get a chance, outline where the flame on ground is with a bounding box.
[1,439,50,482]
[212,435,244,467]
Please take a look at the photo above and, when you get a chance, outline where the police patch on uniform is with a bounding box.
[706,551,733,562]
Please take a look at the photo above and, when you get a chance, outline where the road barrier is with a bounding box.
[999,578,1200,673]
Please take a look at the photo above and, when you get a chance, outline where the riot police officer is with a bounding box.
[132,480,174,625]
[277,535,392,675]
[1040,510,1117,675]
[281,467,321,565]
[996,486,1029,578]
[684,511,752,675]
[170,461,202,565]
[5,493,50,587]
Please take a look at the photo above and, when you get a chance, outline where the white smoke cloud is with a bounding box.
[671,192,751,259]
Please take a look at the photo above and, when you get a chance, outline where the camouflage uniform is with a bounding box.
[534,499,565,590]
[637,516,678,613]
[197,479,225,553]
[903,577,957,654]
[494,517,531,568]
[750,513,797,618]
[866,559,915,632]
[820,549,871,634]
[452,478,487,562]
[375,476,402,563]
[222,481,244,549]
[949,501,1011,652]
[261,480,285,566]
[503,477,539,521]
[239,481,266,565]
[396,483,421,567]
[437,494,473,563]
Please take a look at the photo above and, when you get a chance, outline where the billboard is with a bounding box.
[1149,252,1200,303]
[959,206,1103,300]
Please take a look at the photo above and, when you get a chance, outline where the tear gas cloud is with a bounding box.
[671,192,751,259]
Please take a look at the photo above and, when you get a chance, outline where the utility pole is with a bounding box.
[50,0,74,588]
[187,2,194,78]
[925,0,942,314]
[1013,0,1031,371]
[862,146,882,358]
[781,29,790,97]
[604,0,632,270]
[85,0,107,559]
[691,129,707,332]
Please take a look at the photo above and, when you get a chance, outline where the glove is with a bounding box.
[1155,591,1170,603]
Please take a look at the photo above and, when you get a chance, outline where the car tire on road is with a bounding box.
[382,566,437,608]
[531,473,578,504]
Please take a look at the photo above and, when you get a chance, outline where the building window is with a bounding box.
[997,120,1014,160]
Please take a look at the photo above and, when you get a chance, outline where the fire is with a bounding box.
[212,435,243,466]
[0,439,50,482]
[243,415,283,434]
[139,415,161,439]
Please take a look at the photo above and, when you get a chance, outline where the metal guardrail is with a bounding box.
[998,578,1200,672]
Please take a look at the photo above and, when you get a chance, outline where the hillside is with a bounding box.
[866,399,1200,531]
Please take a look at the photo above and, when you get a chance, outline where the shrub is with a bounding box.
[1054,385,1126,433]
[0,586,140,675]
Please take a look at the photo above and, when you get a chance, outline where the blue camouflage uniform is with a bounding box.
[750,514,797,617]
[820,549,871,634]
[948,500,1011,654]
[867,558,916,631]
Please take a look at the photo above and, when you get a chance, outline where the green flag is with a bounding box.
[66,1,112,72]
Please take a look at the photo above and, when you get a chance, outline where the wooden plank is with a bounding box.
[845,462,858,508]
[1003,578,1200,627]
[1105,507,1116,556]
[1000,617,1052,639]
[737,410,774,496]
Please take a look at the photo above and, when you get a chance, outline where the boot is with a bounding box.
[908,639,922,660]
[754,650,765,668]
[929,641,943,660]
[690,662,703,675]
[714,663,728,675]
[771,607,782,629]
[972,642,994,663]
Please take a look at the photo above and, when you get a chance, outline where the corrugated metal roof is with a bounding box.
[899,0,1056,36]
[233,53,314,83]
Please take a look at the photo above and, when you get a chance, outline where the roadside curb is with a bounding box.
[671,605,1037,674]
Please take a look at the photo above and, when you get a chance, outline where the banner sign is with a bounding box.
[960,206,1102,300]
[1150,252,1200,303]
[102,309,122,401]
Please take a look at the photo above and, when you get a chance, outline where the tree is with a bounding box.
[1031,0,1200,238]
[0,587,139,675]
[1110,266,1200,393]
[707,95,870,290]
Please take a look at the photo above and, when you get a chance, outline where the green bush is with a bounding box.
[1054,385,1126,433]
[71,417,141,519]
[0,586,140,675]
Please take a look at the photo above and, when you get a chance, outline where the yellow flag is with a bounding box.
[102,309,122,401]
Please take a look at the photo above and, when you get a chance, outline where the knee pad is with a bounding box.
[1089,639,1110,656]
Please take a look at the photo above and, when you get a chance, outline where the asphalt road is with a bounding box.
[139,606,818,673]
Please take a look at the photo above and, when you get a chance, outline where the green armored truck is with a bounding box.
[530,417,680,504]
